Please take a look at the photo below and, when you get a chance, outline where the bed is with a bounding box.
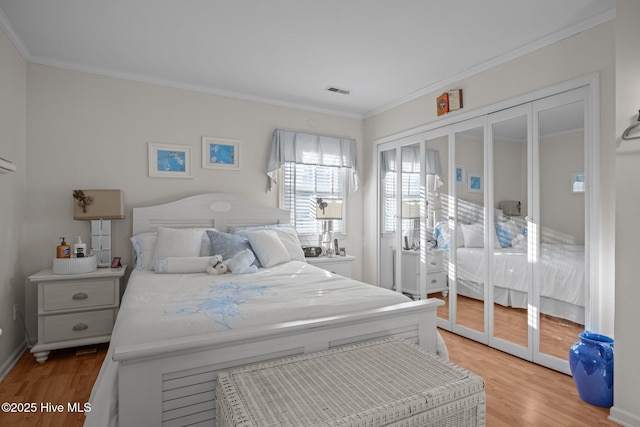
[85,193,446,427]
[436,220,585,324]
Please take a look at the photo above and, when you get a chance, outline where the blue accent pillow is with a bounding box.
[495,223,512,248]
[206,230,261,267]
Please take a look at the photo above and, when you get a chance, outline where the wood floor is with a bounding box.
[0,333,616,426]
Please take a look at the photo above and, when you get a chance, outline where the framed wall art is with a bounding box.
[202,137,240,170]
[455,165,466,186]
[148,142,192,178]
[468,172,483,193]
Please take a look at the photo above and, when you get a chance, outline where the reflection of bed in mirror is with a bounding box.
[435,219,585,324]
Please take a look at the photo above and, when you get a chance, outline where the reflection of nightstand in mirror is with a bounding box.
[401,250,448,298]
[306,255,355,278]
[426,250,448,297]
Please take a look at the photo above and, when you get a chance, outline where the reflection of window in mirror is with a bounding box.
[571,172,585,193]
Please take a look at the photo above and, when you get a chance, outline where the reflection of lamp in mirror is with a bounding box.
[316,198,342,257]
[499,200,521,218]
[402,201,420,250]
[73,190,125,267]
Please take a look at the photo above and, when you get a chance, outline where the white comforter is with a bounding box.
[456,244,585,306]
[85,261,422,427]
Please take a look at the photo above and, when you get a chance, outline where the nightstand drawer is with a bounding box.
[43,279,116,311]
[426,252,444,271]
[426,272,447,291]
[43,309,115,343]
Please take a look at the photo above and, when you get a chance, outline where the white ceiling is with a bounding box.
[0,1,615,118]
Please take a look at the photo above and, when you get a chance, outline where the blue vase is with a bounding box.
[569,331,614,407]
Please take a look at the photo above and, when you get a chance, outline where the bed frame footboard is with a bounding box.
[115,298,443,427]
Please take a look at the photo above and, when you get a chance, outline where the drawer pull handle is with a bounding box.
[431,279,437,284]
[72,323,88,331]
[430,261,437,265]
[72,292,88,300]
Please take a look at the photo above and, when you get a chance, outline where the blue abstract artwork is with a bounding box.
[157,150,186,172]
[209,144,235,165]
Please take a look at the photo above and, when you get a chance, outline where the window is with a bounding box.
[282,162,345,235]
[382,169,420,233]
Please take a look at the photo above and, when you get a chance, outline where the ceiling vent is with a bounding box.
[325,86,351,95]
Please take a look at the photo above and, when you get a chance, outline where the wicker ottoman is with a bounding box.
[216,338,486,427]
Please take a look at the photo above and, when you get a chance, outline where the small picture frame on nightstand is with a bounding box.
[339,247,346,256]
[111,257,122,268]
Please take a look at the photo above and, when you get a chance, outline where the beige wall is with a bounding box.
[612,0,640,424]
[0,26,27,378]
[23,64,363,338]
[363,21,616,338]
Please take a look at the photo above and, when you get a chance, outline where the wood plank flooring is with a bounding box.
[0,333,616,426]
[0,344,108,427]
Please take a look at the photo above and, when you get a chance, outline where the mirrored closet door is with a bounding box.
[451,118,488,342]
[488,105,532,360]
[376,83,594,375]
[533,88,588,374]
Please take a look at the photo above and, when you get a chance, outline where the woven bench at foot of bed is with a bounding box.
[216,338,486,427]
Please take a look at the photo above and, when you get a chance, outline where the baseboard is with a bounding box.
[609,406,640,427]
[0,340,27,382]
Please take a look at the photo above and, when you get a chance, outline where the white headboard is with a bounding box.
[132,193,290,235]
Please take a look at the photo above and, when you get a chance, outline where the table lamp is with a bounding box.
[73,189,125,267]
[316,198,342,257]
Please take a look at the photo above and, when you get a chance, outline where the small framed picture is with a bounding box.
[202,137,240,170]
[468,172,483,193]
[571,171,585,193]
[111,257,122,268]
[148,142,192,178]
[436,93,449,116]
[455,165,465,186]
[448,89,463,111]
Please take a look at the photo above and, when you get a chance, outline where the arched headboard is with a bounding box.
[132,193,290,235]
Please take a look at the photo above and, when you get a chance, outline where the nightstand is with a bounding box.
[306,255,355,278]
[426,249,448,296]
[28,266,126,363]
[401,249,448,298]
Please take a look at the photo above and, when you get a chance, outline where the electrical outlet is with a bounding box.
[13,304,17,321]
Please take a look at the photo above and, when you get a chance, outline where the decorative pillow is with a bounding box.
[241,229,290,268]
[151,227,203,267]
[155,256,213,274]
[198,228,219,256]
[461,223,502,248]
[234,225,305,262]
[434,221,464,249]
[461,223,484,248]
[206,230,261,267]
[130,232,157,270]
[495,222,522,248]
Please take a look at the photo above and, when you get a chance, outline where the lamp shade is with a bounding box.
[402,201,420,219]
[73,190,125,220]
[316,198,343,220]
[499,200,521,217]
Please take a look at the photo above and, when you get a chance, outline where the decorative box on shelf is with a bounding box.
[52,255,98,275]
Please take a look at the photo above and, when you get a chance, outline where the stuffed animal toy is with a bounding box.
[206,255,228,275]
[225,249,258,275]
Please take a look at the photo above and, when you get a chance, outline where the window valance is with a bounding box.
[267,129,359,192]
[380,148,442,177]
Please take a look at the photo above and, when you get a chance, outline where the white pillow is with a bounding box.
[272,227,306,261]
[234,225,305,262]
[461,223,501,248]
[242,229,290,268]
[151,227,204,267]
[130,232,157,270]
[155,256,213,274]
[131,228,217,270]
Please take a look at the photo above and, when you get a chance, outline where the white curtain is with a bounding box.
[267,129,359,193]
